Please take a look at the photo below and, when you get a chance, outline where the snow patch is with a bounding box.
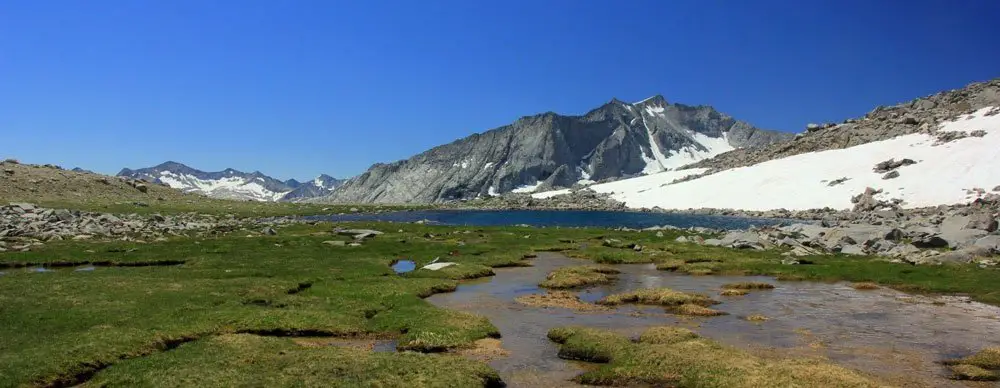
[939,107,1000,133]
[644,106,665,116]
[634,96,658,104]
[598,106,1000,211]
[487,186,499,196]
[155,171,289,202]
[532,188,571,199]
[512,181,544,193]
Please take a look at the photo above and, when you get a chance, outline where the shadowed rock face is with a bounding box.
[327,96,790,203]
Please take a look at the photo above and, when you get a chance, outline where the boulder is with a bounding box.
[261,227,277,236]
[322,240,347,246]
[965,212,998,232]
[974,235,1000,252]
[911,234,949,248]
[703,239,723,246]
[336,229,384,240]
[675,236,689,243]
[839,244,865,255]
[882,171,900,180]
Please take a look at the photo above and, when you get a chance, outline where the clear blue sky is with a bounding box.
[2,0,997,180]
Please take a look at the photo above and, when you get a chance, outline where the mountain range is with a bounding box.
[324,95,792,203]
[117,162,344,202]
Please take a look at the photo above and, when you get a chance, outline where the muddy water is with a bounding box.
[426,253,1000,387]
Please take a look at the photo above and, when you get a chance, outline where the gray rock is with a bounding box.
[151,214,166,222]
[839,244,866,255]
[911,234,949,248]
[881,171,900,180]
[703,238,723,246]
[964,212,998,232]
[675,236,689,243]
[337,229,384,240]
[974,235,1000,252]
[8,203,36,212]
[655,231,664,238]
[322,240,347,246]
[261,227,277,236]
[884,228,904,241]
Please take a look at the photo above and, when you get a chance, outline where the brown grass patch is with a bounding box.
[670,303,727,316]
[851,282,879,290]
[539,265,620,289]
[720,289,749,296]
[515,291,608,311]
[597,288,719,307]
[549,326,884,387]
[948,364,999,381]
[455,338,511,362]
[721,281,775,290]
[944,347,1000,369]
[654,259,685,271]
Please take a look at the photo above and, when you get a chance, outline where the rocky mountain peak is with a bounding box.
[325,95,792,204]
[117,162,342,202]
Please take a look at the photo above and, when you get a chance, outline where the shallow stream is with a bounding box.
[426,253,1000,387]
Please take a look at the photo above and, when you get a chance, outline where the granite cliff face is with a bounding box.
[326,96,790,203]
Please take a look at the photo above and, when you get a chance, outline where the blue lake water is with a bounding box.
[308,210,787,230]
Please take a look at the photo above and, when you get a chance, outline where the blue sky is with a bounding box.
[1,0,998,180]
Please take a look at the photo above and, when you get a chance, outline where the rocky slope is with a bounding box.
[1,159,201,205]
[324,96,791,204]
[686,78,1000,172]
[118,162,343,202]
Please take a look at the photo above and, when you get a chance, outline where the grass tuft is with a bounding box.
[851,282,879,290]
[948,364,1000,381]
[670,303,727,316]
[597,288,719,307]
[548,326,882,387]
[720,289,750,296]
[539,265,619,289]
[944,347,1000,369]
[654,259,685,271]
[721,282,776,290]
[515,291,608,311]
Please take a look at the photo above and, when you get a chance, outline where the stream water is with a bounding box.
[426,253,1000,387]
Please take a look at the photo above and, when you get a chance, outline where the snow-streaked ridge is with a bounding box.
[156,171,290,202]
[566,107,1000,211]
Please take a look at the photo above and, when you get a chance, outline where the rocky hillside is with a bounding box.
[687,78,1000,172]
[118,162,343,202]
[325,96,790,203]
[0,159,214,207]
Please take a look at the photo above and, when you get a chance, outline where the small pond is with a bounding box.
[426,253,1000,387]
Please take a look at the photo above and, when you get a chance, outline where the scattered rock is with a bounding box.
[261,227,277,236]
[827,177,850,187]
[881,171,900,180]
[911,234,949,248]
